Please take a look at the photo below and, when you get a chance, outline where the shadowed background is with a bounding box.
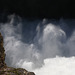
[0,0,75,21]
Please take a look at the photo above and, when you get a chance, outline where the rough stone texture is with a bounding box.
[0,33,35,75]
[0,67,35,75]
[0,33,6,69]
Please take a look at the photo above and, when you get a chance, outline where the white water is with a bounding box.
[0,15,75,75]
[34,57,75,75]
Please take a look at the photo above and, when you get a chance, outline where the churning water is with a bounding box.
[0,15,75,75]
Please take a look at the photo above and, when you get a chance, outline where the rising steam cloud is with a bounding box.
[0,15,75,75]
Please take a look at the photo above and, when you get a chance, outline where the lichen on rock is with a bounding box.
[0,33,35,75]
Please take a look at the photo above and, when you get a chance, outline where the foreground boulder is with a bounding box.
[0,67,35,75]
[0,33,35,75]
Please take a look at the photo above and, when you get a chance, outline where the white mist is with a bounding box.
[0,15,75,75]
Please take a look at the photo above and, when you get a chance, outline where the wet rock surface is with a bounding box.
[0,33,35,75]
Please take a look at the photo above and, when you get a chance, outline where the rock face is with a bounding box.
[0,33,35,75]
[0,33,6,69]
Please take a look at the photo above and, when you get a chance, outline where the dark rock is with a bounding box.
[0,33,6,69]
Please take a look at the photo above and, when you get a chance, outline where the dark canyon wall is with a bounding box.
[0,0,75,19]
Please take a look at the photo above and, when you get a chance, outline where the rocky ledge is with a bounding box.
[0,33,35,75]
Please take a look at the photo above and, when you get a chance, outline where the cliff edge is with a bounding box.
[0,33,35,75]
